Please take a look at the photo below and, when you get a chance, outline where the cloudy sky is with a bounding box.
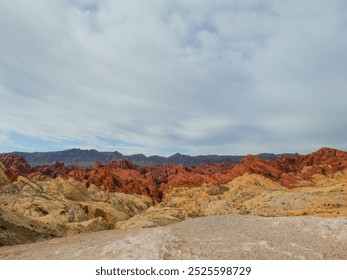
[1,0,347,156]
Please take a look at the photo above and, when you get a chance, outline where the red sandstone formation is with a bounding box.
[104,158,141,171]
[1,147,346,199]
[29,161,79,180]
[65,162,159,199]
[67,167,121,192]
[148,147,347,192]
[146,164,232,193]
[0,154,31,179]
[234,147,347,188]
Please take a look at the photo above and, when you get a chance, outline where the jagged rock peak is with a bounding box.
[104,158,139,170]
[308,147,346,159]
[0,154,31,176]
[92,161,103,169]
[240,154,261,164]
[52,161,64,168]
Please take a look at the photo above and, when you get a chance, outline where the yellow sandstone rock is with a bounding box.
[116,172,347,229]
[0,162,10,185]
[0,176,154,246]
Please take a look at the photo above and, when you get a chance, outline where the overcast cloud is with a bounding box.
[1,0,347,156]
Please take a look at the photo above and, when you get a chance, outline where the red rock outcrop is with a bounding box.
[145,164,225,193]
[232,147,347,188]
[67,167,121,192]
[145,147,347,193]
[0,154,31,180]
[29,162,79,180]
[66,164,159,200]
[0,155,159,199]
[1,147,347,200]
[104,158,141,170]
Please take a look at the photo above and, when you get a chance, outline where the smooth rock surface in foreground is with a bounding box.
[0,215,346,260]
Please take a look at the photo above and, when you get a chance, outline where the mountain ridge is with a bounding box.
[9,148,299,166]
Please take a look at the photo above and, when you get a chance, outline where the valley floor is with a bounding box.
[0,215,346,260]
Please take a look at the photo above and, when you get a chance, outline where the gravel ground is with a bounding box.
[0,215,346,260]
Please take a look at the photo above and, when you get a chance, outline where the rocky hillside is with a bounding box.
[116,171,347,229]
[0,163,152,246]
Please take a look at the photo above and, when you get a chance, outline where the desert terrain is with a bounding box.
[0,147,346,259]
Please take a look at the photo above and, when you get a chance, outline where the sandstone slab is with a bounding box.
[1,215,346,260]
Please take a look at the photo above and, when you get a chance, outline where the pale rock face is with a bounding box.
[117,172,347,229]
[226,173,284,190]
[66,217,110,235]
[116,206,185,229]
[2,215,347,260]
[0,177,153,246]
[0,162,10,186]
[49,178,91,202]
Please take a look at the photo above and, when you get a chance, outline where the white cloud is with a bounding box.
[0,0,347,155]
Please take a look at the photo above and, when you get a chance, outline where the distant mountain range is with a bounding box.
[10,148,299,166]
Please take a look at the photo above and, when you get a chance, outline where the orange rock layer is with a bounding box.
[1,147,347,200]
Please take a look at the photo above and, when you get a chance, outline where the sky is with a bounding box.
[1,0,347,156]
